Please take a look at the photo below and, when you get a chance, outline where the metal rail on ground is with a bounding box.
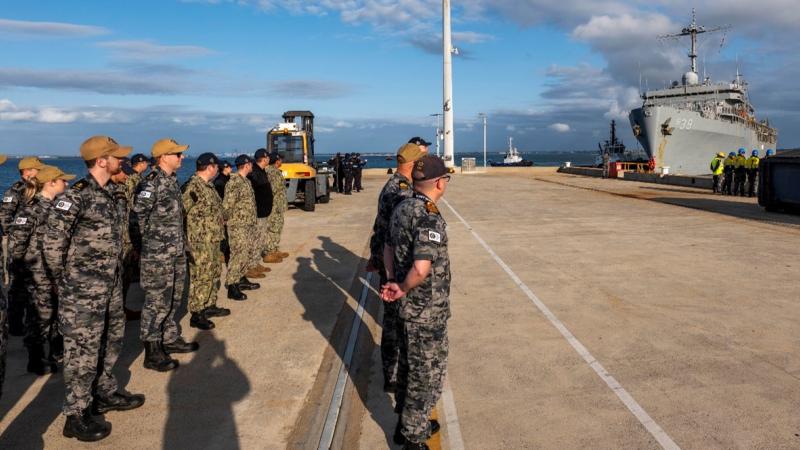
[317,272,373,450]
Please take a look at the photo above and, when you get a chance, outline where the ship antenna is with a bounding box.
[658,9,730,74]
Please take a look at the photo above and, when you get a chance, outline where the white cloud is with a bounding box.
[548,123,571,133]
[0,99,119,124]
[0,18,108,37]
[97,40,215,60]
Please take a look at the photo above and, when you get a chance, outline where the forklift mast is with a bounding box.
[282,110,315,155]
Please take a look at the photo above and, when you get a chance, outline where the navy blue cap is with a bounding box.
[120,158,136,175]
[149,157,157,165]
[235,154,253,166]
[268,151,281,162]
[408,136,432,147]
[254,148,268,160]
[219,160,231,169]
[196,152,218,169]
[130,153,149,165]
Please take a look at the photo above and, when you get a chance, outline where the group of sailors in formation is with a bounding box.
[0,136,291,442]
[709,148,773,197]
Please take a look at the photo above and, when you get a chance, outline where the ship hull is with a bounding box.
[629,106,776,175]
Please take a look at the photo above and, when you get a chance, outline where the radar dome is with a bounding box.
[682,71,699,86]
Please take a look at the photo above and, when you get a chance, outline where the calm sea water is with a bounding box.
[0,151,596,192]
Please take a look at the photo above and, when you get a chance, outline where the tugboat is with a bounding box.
[595,120,647,166]
[490,137,533,167]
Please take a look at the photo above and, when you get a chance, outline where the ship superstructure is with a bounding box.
[629,10,777,175]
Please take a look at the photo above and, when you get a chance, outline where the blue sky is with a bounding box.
[1,1,798,156]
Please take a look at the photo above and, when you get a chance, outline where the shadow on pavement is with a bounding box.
[653,196,800,227]
[163,333,249,450]
[292,236,397,448]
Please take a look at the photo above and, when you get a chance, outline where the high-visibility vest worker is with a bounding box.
[723,153,736,171]
[747,155,760,170]
[710,153,725,175]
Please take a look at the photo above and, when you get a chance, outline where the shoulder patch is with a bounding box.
[55,200,73,211]
[71,179,88,191]
[399,181,409,190]
[428,230,441,243]
[14,217,27,225]
[425,201,439,215]
[138,190,152,199]
[146,170,158,180]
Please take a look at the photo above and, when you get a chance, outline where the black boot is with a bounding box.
[238,277,260,290]
[205,305,231,317]
[163,337,199,354]
[27,344,57,375]
[227,284,247,301]
[190,312,215,330]
[63,411,111,442]
[393,420,438,445]
[93,391,145,414]
[143,341,179,372]
[403,442,429,450]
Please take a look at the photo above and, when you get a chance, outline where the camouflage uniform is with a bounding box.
[389,192,451,445]
[2,180,29,332]
[120,172,141,297]
[370,172,413,385]
[42,175,126,416]
[6,194,59,351]
[182,174,224,313]
[265,165,287,254]
[132,167,186,345]
[223,173,257,286]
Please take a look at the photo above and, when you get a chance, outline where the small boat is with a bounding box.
[385,155,394,161]
[490,137,533,167]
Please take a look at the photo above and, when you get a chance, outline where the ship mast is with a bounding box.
[659,9,729,75]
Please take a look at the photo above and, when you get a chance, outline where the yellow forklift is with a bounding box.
[266,111,331,211]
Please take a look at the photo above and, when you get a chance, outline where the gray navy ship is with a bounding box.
[629,10,778,175]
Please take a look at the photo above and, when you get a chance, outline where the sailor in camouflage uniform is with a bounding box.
[223,155,261,300]
[0,154,8,399]
[182,153,229,330]
[382,155,451,450]
[132,139,198,373]
[1,156,45,336]
[264,151,289,261]
[7,165,74,376]
[369,143,426,392]
[43,136,144,442]
[120,153,150,315]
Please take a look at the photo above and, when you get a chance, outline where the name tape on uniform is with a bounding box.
[428,230,441,243]
[56,200,72,211]
[138,191,152,199]
[2,196,13,203]
[14,217,27,225]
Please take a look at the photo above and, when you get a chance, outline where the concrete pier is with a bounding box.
[1,168,799,449]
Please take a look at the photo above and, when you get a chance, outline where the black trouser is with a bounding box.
[722,169,733,195]
[712,175,720,193]
[354,169,363,191]
[336,170,344,193]
[747,169,758,197]
[344,171,353,194]
[734,168,746,196]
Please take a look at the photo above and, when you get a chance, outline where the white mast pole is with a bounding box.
[443,0,455,167]
[479,113,487,168]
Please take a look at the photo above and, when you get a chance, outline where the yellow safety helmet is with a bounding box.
[716,152,725,157]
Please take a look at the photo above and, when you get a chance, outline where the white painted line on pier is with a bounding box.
[318,272,373,450]
[441,377,465,450]
[442,199,680,450]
